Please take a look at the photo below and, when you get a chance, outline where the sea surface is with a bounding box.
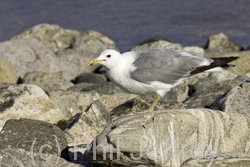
[0,0,250,52]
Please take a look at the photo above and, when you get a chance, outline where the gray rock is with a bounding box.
[0,60,18,84]
[131,39,183,51]
[206,33,243,52]
[211,86,250,118]
[56,49,98,74]
[67,83,94,92]
[181,153,250,167]
[193,71,238,91]
[73,30,118,54]
[84,108,250,167]
[65,100,110,147]
[11,23,83,52]
[0,38,79,79]
[0,148,81,167]
[47,90,137,120]
[0,118,79,166]
[74,73,106,84]
[185,79,240,108]
[82,82,126,94]
[23,71,74,91]
[0,84,64,131]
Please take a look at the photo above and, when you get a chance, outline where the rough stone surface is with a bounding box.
[74,73,106,84]
[131,39,183,51]
[0,84,64,131]
[0,148,81,167]
[67,83,94,92]
[47,91,137,120]
[0,60,18,84]
[184,79,240,108]
[0,118,77,166]
[56,49,98,74]
[211,86,250,118]
[182,46,205,55]
[181,153,250,167]
[65,100,111,147]
[207,33,243,51]
[82,82,126,94]
[0,38,78,78]
[23,71,74,91]
[73,30,118,53]
[11,23,83,52]
[84,109,250,167]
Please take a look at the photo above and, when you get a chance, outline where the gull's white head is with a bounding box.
[89,49,122,69]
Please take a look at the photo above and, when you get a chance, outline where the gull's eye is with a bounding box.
[106,55,111,58]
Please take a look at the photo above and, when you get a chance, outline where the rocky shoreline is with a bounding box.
[0,24,250,166]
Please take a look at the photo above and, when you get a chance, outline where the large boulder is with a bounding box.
[0,84,64,131]
[0,38,78,79]
[84,109,250,167]
[11,23,83,52]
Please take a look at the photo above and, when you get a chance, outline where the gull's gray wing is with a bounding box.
[130,49,212,84]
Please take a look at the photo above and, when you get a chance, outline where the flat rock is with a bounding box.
[0,84,64,131]
[47,90,137,120]
[11,23,83,52]
[211,86,250,118]
[84,108,250,167]
[0,38,79,79]
[206,33,243,52]
[23,71,74,91]
[67,83,94,92]
[0,60,18,84]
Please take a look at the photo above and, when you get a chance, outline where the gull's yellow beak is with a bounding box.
[89,58,103,66]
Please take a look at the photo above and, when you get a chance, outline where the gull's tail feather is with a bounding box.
[190,56,239,75]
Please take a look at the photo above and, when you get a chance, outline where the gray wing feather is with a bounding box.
[130,49,212,84]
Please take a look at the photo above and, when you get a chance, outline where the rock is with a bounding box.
[0,84,64,131]
[47,91,137,120]
[23,71,74,91]
[0,118,77,166]
[82,82,126,94]
[181,153,250,167]
[184,79,240,108]
[0,38,79,79]
[73,30,118,53]
[211,86,250,118]
[0,60,18,84]
[131,39,183,51]
[65,100,110,147]
[11,23,83,52]
[182,46,205,55]
[84,108,250,167]
[67,83,94,92]
[193,71,238,91]
[206,33,243,51]
[0,148,81,167]
[205,51,250,75]
[74,73,106,84]
[56,49,98,74]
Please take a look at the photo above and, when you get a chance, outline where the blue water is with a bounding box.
[0,0,249,52]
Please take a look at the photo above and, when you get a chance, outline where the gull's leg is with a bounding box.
[148,94,161,111]
[134,94,161,114]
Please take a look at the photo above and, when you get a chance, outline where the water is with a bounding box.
[0,0,249,52]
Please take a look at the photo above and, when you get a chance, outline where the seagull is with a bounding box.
[89,49,237,111]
